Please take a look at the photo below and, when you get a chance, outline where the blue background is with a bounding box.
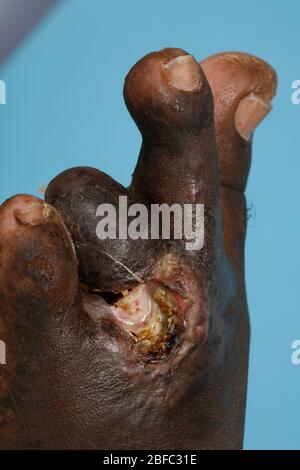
[0,0,299,449]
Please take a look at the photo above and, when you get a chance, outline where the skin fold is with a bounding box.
[0,48,277,449]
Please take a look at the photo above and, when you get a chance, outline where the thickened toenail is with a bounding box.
[14,202,51,225]
[162,55,202,92]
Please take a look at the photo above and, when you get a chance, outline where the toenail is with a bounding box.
[162,55,202,92]
[14,202,52,225]
[235,93,272,141]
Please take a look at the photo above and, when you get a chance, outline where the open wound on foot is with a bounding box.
[84,254,193,363]
[111,280,182,359]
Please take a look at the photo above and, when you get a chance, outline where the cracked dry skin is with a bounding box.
[0,48,277,449]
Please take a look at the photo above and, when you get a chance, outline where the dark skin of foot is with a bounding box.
[0,48,276,450]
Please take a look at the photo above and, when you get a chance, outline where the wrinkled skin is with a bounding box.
[0,48,277,449]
